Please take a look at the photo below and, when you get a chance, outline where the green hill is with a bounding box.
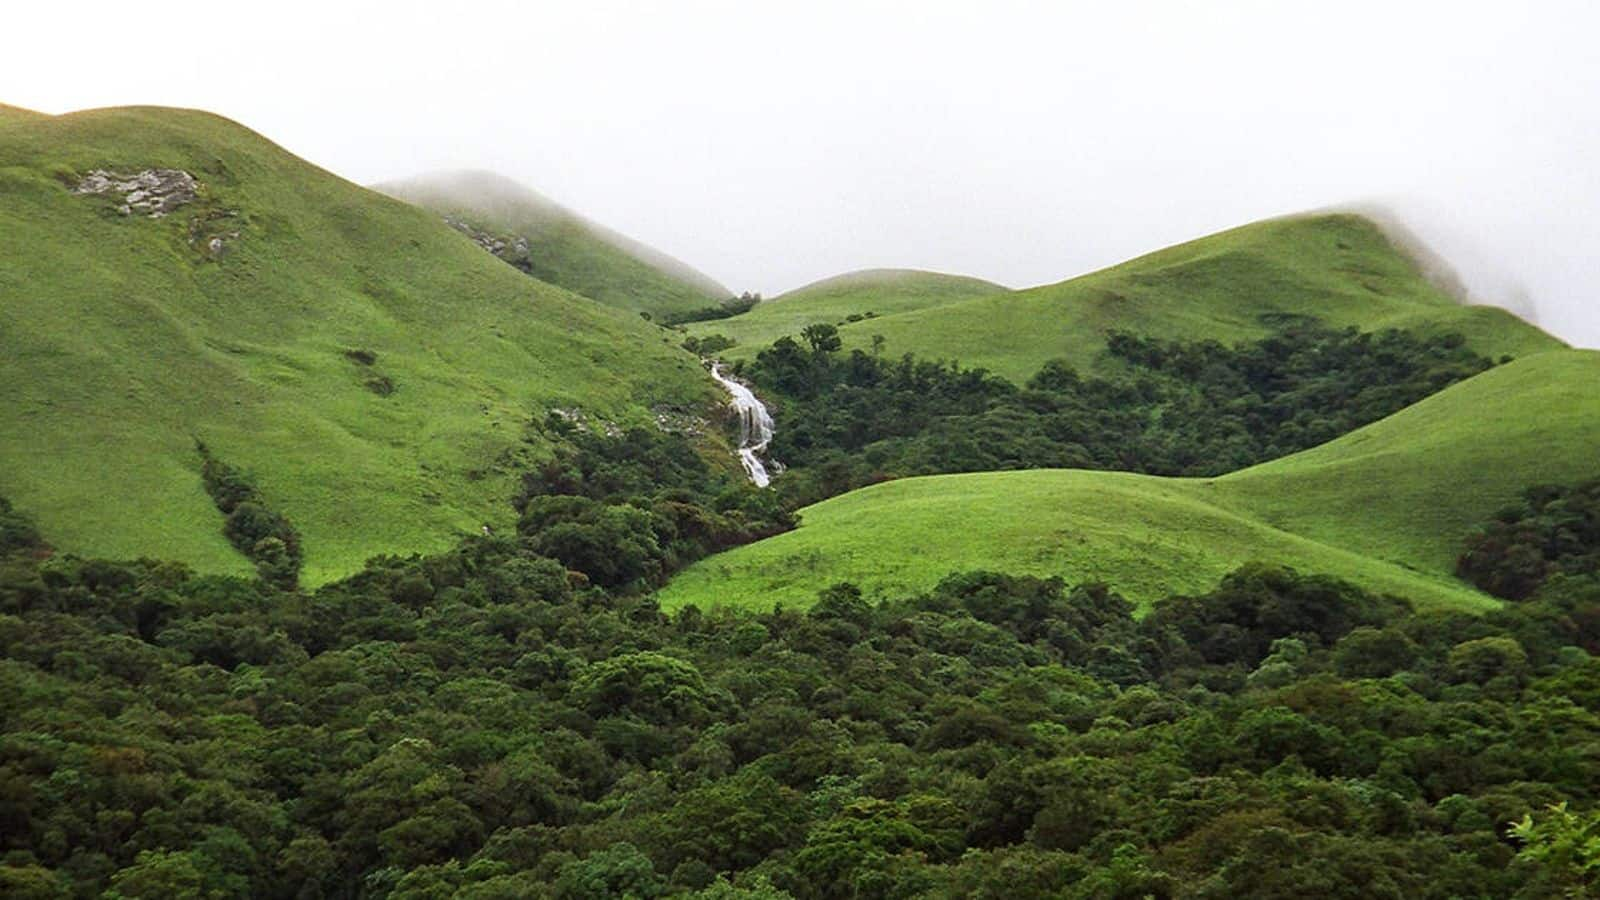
[702,215,1561,380]
[0,105,717,584]
[375,170,731,320]
[683,268,1008,353]
[657,350,1600,612]
[1211,348,1600,576]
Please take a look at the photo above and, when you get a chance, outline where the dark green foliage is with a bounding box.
[747,321,1494,506]
[683,333,736,356]
[1,537,1597,896]
[800,323,842,354]
[513,425,792,590]
[1458,478,1600,600]
[196,444,302,588]
[1139,563,1408,673]
[662,293,762,327]
[0,495,43,556]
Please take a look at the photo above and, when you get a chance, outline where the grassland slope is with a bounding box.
[705,215,1562,381]
[0,106,716,583]
[375,170,730,319]
[658,350,1600,612]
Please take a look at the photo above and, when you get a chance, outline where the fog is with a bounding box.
[7,1,1597,345]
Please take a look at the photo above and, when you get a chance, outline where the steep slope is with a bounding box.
[707,215,1562,381]
[683,269,1008,354]
[375,170,731,320]
[0,106,716,583]
[657,350,1600,612]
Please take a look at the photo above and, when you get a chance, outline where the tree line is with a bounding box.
[731,320,1495,508]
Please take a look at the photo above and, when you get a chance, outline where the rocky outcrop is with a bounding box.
[73,169,198,217]
[443,215,529,260]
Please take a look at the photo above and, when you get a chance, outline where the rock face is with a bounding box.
[73,169,198,217]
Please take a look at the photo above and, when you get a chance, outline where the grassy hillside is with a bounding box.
[0,105,717,583]
[658,350,1600,612]
[703,215,1561,381]
[375,170,731,320]
[1212,349,1600,575]
[683,269,1007,354]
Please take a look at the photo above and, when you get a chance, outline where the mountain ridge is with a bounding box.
[693,213,1563,379]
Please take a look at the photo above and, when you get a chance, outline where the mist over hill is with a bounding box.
[375,169,732,319]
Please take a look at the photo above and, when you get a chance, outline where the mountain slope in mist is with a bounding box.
[700,214,1563,381]
[375,170,732,320]
[0,105,716,583]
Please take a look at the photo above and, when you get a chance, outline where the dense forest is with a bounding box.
[1458,479,1600,603]
[2,321,1597,897]
[3,464,1600,896]
[725,321,1495,507]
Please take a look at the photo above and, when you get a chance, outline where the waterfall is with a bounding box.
[707,362,779,487]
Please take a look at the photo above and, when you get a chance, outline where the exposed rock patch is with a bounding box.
[443,215,530,265]
[73,169,199,217]
[651,405,710,436]
[547,407,622,437]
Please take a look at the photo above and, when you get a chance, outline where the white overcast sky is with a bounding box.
[6,1,1597,346]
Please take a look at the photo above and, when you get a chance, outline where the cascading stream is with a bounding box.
[707,362,779,487]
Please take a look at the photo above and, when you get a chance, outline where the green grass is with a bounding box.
[683,269,1008,354]
[1211,349,1600,576]
[699,215,1562,381]
[0,105,719,584]
[657,350,1600,613]
[375,170,731,320]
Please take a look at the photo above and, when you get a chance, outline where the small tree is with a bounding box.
[801,323,842,354]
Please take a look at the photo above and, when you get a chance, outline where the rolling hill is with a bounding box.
[657,349,1600,612]
[683,268,1008,353]
[0,104,718,584]
[375,170,731,320]
[696,214,1562,380]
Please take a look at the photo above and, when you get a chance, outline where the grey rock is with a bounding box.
[73,168,199,218]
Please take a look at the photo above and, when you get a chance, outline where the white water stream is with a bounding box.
[708,362,779,487]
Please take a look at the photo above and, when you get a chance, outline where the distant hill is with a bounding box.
[375,170,731,320]
[657,349,1600,612]
[697,214,1562,380]
[683,268,1008,351]
[0,105,717,583]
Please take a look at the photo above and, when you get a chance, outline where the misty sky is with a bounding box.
[7,1,1597,346]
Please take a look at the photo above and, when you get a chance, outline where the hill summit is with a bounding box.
[375,169,732,319]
